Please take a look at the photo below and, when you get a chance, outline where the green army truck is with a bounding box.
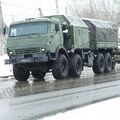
[6,15,118,81]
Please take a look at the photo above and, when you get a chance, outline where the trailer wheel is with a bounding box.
[92,53,105,74]
[69,54,82,78]
[13,65,29,81]
[105,53,112,72]
[32,70,46,80]
[52,54,68,79]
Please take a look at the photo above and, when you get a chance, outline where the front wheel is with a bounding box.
[52,54,68,79]
[13,65,29,81]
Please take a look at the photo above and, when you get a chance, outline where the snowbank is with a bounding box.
[42,97,120,120]
[0,55,13,77]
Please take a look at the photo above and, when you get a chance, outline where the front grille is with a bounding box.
[31,48,40,53]
[15,48,40,55]
[24,49,31,54]
[15,49,23,54]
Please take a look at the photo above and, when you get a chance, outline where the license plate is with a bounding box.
[20,58,32,62]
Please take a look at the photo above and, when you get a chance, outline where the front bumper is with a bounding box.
[9,53,49,64]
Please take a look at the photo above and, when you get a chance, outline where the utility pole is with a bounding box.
[11,15,14,23]
[0,0,3,33]
[38,8,43,17]
[55,0,59,14]
[65,7,67,15]
[89,0,94,18]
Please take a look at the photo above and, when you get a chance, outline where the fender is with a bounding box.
[55,46,68,58]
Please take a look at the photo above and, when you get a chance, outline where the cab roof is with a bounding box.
[10,17,60,26]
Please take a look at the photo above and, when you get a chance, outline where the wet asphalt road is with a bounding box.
[0,65,120,120]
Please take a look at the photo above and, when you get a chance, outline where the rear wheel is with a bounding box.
[13,65,29,81]
[32,70,46,80]
[92,53,105,74]
[52,54,68,79]
[69,54,82,78]
[104,53,112,73]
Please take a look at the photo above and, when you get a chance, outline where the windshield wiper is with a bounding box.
[29,33,38,35]
[10,33,39,37]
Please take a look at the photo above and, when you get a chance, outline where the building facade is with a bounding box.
[0,1,7,55]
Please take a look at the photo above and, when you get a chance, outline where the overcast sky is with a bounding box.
[1,0,68,26]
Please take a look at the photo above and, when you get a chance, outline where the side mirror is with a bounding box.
[55,24,59,32]
[62,24,69,31]
[3,28,6,35]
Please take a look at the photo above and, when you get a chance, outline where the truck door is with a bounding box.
[49,23,62,52]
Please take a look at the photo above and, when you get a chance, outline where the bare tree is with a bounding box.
[68,0,100,19]
[113,0,120,24]
[67,0,84,17]
[68,0,120,24]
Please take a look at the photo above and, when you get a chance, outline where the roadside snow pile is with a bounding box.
[0,55,13,77]
[42,97,120,120]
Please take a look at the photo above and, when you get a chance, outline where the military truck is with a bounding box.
[6,15,118,81]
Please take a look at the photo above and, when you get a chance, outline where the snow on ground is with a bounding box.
[41,97,120,120]
[0,55,120,120]
[0,55,13,77]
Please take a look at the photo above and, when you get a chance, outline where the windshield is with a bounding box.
[9,22,48,37]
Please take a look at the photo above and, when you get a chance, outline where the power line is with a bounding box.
[1,1,68,18]
[1,1,36,10]
[1,1,68,14]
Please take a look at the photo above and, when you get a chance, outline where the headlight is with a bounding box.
[41,48,46,51]
[9,51,13,55]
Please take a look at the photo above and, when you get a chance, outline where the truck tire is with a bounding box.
[32,70,46,80]
[92,53,105,74]
[69,54,82,78]
[52,54,68,79]
[13,65,29,81]
[105,53,112,72]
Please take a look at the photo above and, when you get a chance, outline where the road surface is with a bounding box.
[0,65,120,120]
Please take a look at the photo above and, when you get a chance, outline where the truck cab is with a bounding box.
[7,18,63,64]
[7,17,68,81]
